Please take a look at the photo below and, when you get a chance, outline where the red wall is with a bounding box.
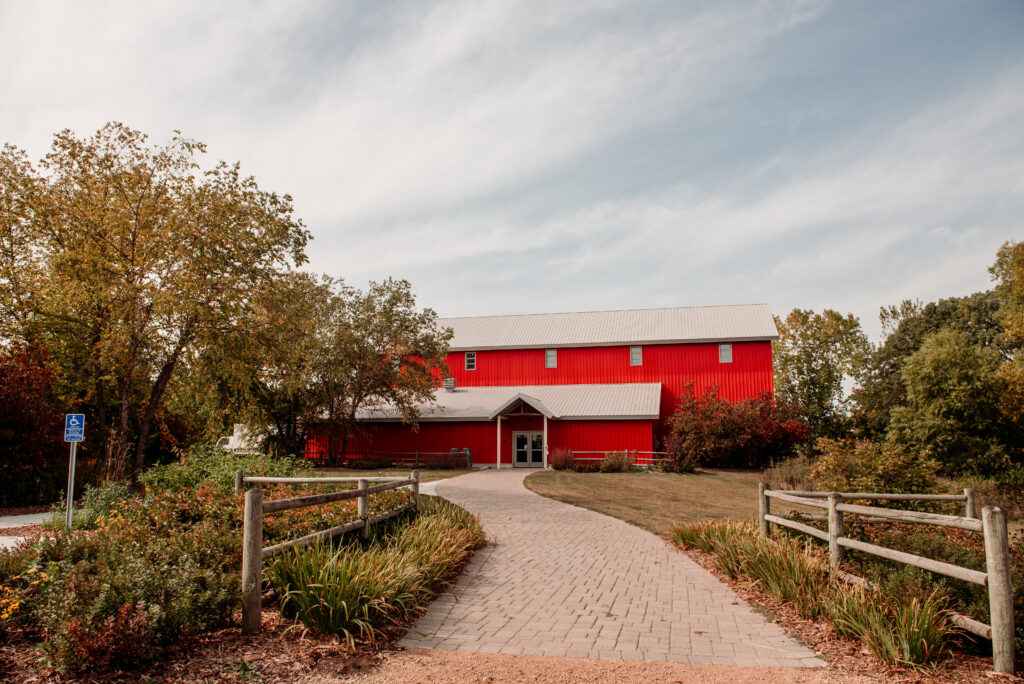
[447,341,773,420]
[307,418,654,466]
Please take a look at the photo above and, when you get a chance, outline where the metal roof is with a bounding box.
[359,383,662,422]
[438,304,778,351]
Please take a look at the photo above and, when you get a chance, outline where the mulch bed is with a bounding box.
[0,604,406,683]
[0,525,42,537]
[678,546,1021,683]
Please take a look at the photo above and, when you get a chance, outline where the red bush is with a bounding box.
[666,384,807,470]
[0,341,68,505]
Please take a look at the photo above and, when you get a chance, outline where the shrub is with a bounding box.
[599,451,632,473]
[671,520,962,666]
[548,448,574,471]
[266,495,484,643]
[0,342,69,507]
[666,384,807,471]
[762,456,813,490]
[140,442,302,493]
[809,438,939,494]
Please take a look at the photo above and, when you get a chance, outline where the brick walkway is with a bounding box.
[400,469,824,667]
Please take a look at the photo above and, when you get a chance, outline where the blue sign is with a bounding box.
[64,414,85,443]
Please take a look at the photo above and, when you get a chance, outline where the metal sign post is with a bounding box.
[64,414,85,529]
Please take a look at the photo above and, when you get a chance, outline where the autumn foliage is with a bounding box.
[0,342,68,506]
[665,384,807,471]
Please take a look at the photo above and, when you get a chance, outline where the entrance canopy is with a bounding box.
[358,382,661,422]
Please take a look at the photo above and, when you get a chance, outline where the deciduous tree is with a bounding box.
[773,308,869,443]
[0,123,309,483]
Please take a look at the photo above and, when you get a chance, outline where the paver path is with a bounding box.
[401,468,824,667]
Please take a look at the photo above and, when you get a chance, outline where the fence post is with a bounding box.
[828,493,844,571]
[964,488,976,519]
[411,470,420,510]
[357,479,369,539]
[234,470,244,492]
[241,487,264,635]
[982,506,1015,675]
[758,482,769,537]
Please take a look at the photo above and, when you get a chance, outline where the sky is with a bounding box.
[2,0,1022,340]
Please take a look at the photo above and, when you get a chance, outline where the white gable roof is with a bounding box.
[359,383,661,422]
[438,304,777,351]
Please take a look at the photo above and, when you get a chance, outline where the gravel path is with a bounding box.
[346,647,858,683]
[401,468,823,667]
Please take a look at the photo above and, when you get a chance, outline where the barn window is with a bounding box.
[629,346,642,366]
[719,343,733,363]
[545,349,557,368]
[465,352,476,371]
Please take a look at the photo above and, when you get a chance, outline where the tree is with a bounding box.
[193,272,334,457]
[0,123,309,483]
[312,278,452,464]
[773,309,869,443]
[990,240,1024,344]
[886,330,1010,476]
[851,291,1008,437]
[665,384,807,470]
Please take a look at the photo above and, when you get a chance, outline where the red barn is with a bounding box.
[306,304,778,468]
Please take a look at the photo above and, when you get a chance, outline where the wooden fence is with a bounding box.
[236,470,421,635]
[758,484,1016,674]
[567,450,669,468]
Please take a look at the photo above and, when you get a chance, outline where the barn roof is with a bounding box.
[358,383,661,422]
[438,303,777,351]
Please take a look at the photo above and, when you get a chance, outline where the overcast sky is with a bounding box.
[2,0,1022,339]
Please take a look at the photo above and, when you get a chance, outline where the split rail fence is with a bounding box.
[236,470,420,635]
[758,484,1016,674]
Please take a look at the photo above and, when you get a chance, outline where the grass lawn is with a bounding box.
[525,469,1024,539]
[525,469,823,537]
[315,467,474,483]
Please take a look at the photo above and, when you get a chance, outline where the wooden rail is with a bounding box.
[238,470,420,636]
[758,485,1015,675]
[567,450,670,467]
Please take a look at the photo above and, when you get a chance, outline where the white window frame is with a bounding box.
[629,346,642,366]
[545,349,557,368]
[465,351,476,371]
[719,343,733,364]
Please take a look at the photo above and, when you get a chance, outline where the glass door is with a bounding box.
[513,432,544,467]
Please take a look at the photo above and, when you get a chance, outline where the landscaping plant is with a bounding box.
[266,495,485,643]
[671,520,963,666]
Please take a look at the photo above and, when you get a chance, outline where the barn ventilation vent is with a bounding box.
[443,377,457,393]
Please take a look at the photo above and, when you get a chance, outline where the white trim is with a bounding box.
[448,336,775,351]
[486,393,555,420]
[495,415,502,470]
[543,415,548,468]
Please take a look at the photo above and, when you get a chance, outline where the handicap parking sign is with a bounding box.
[64,414,85,442]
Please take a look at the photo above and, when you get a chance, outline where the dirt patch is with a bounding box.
[0,524,42,536]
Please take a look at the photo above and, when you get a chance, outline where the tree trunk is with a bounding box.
[130,326,191,487]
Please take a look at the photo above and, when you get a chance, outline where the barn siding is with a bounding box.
[448,340,772,419]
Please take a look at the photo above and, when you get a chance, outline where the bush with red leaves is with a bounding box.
[0,341,68,506]
[666,383,808,470]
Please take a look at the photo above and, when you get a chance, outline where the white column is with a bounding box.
[495,415,502,470]
[543,415,548,468]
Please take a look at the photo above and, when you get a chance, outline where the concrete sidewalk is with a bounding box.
[0,512,49,551]
[401,468,823,667]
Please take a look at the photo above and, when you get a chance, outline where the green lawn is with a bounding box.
[315,467,474,484]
